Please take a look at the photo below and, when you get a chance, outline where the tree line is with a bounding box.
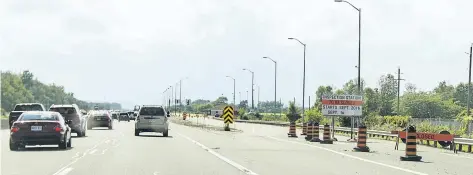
[168,73,472,137]
[313,74,471,119]
[1,70,122,115]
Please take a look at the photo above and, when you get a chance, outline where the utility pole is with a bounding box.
[394,67,405,114]
[468,43,472,116]
[467,43,472,135]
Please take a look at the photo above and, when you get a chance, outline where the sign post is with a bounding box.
[322,95,363,141]
[223,106,234,131]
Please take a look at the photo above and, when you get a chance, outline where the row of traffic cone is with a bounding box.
[288,122,368,150]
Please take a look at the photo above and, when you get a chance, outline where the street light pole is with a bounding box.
[226,76,236,110]
[288,38,307,122]
[243,68,255,110]
[335,0,362,94]
[163,88,168,107]
[263,56,277,112]
[178,77,188,113]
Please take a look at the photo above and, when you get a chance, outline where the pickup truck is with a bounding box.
[8,103,46,127]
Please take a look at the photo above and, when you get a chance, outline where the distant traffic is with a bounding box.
[8,102,171,151]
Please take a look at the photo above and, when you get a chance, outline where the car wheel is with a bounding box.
[9,139,18,151]
[59,137,67,149]
[163,130,169,137]
[77,131,83,137]
[82,129,86,136]
[67,136,72,147]
[134,129,139,136]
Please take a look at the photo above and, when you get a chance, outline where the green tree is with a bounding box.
[285,101,301,123]
[378,74,397,116]
[315,85,334,110]
[363,87,380,116]
[1,71,121,112]
[1,72,34,110]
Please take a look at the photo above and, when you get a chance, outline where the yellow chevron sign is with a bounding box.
[223,106,234,124]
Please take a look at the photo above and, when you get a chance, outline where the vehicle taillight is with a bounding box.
[11,126,19,132]
[54,125,62,132]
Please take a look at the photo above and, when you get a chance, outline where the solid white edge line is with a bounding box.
[265,136,429,175]
[55,167,73,175]
[177,132,259,175]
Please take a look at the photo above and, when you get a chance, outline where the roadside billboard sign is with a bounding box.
[321,95,363,116]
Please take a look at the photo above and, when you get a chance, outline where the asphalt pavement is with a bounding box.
[1,117,473,175]
[184,116,473,175]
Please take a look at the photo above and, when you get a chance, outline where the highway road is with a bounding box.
[1,117,472,175]
[184,116,473,175]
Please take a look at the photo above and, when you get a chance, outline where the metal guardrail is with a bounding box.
[211,117,473,153]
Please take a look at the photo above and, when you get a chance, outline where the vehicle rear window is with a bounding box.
[50,107,77,115]
[20,113,58,121]
[139,107,165,116]
[14,104,43,111]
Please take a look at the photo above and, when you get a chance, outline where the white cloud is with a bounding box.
[1,0,472,108]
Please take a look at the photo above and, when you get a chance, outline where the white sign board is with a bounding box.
[322,95,363,116]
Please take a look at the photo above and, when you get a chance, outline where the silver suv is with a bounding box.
[134,105,170,137]
[49,104,87,137]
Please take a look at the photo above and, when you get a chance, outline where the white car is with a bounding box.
[134,105,170,137]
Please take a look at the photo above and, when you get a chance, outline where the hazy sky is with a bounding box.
[1,0,472,109]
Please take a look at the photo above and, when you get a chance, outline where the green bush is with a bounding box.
[285,101,301,123]
[455,110,472,137]
[363,115,411,131]
[262,114,287,122]
[302,108,324,123]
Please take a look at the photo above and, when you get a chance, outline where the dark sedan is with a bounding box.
[87,111,113,129]
[9,111,72,151]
